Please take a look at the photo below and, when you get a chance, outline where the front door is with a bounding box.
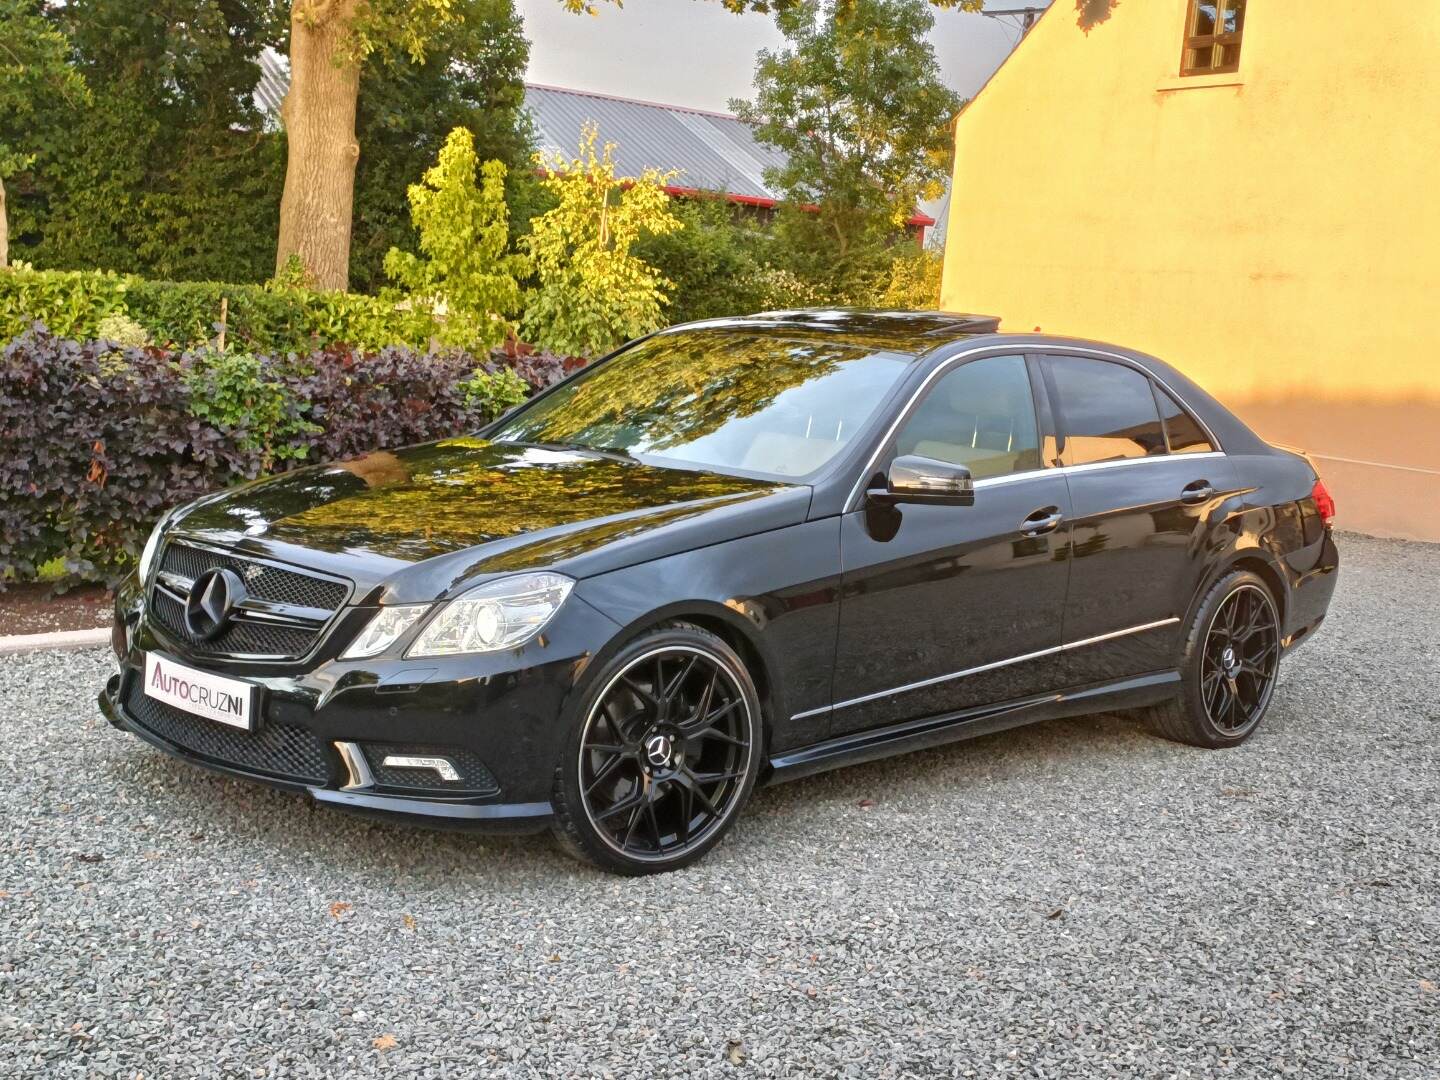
[830,354,1072,736]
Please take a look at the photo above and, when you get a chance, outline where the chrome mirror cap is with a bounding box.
[873,455,975,507]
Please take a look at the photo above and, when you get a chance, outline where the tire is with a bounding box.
[551,623,763,875]
[1139,570,1283,748]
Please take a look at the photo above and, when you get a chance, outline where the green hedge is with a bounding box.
[0,267,439,353]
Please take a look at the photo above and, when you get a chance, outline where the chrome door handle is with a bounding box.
[1180,480,1216,505]
[1020,506,1064,537]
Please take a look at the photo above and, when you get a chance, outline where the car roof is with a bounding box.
[666,309,1004,354]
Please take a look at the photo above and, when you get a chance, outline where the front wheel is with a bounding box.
[551,624,762,875]
[1140,570,1283,748]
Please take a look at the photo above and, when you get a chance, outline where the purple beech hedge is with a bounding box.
[0,324,576,590]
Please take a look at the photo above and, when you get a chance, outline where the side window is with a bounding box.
[893,355,1042,481]
[1154,385,1215,454]
[1046,356,1167,466]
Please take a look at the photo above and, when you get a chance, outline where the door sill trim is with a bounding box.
[767,670,1180,785]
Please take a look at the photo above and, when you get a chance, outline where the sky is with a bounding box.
[513,0,1032,114]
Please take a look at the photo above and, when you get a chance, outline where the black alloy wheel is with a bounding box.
[1200,583,1280,735]
[553,625,761,874]
[1141,570,1283,748]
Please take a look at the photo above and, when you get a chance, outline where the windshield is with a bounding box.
[492,330,913,480]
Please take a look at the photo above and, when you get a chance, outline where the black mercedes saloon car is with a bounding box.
[100,310,1339,874]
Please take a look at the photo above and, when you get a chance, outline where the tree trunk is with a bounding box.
[275,0,362,291]
[0,173,9,270]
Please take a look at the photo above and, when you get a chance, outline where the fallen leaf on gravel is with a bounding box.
[1420,980,1437,994]
[328,901,353,920]
[372,1034,398,1051]
[857,798,876,809]
[726,1039,747,1065]
[75,853,104,864]
[402,914,416,931]
[548,953,561,963]
[1046,908,1065,920]
[1221,788,1258,798]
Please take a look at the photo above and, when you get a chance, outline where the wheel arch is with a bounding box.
[592,600,781,744]
[1188,547,1290,633]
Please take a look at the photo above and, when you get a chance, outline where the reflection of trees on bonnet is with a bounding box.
[268,440,778,559]
[500,331,856,451]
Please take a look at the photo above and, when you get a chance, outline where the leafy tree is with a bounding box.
[0,0,86,269]
[520,124,682,358]
[878,247,944,310]
[348,0,535,292]
[731,0,962,286]
[9,1,281,282]
[278,0,529,290]
[632,196,773,324]
[384,127,525,351]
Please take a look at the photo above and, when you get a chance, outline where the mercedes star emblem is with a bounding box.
[184,568,245,641]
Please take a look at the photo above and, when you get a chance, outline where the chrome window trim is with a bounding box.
[967,450,1227,491]
[790,617,1181,721]
[845,343,1225,512]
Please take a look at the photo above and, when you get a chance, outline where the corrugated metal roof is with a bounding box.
[255,49,288,131]
[249,52,932,225]
[525,83,790,203]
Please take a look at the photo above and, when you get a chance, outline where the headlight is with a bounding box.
[341,604,431,660]
[136,509,176,584]
[407,572,574,657]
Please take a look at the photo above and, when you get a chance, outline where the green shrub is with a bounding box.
[877,248,944,310]
[633,198,772,325]
[1,327,541,588]
[458,365,529,415]
[95,311,151,347]
[0,267,439,352]
[181,351,321,471]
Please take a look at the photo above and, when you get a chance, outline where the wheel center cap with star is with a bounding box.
[644,733,675,769]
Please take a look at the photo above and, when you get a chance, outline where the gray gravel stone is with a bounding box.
[1,532,1437,1078]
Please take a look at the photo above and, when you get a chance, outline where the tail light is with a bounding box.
[1311,477,1336,526]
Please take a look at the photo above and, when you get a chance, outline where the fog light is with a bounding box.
[381,755,460,782]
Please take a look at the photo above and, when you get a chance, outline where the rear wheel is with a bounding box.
[1140,570,1282,748]
[551,624,761,875]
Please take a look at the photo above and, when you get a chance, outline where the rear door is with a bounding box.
[1039,353,1238,687]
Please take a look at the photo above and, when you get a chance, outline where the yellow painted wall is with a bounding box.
[940,0,1440,540]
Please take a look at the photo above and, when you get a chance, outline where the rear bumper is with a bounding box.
[99,676,555,833]
[1282,529,1340,652]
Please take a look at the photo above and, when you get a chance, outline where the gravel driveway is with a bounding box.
[2,532,1437,1078]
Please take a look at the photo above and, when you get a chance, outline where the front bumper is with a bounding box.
[101,575,624,834]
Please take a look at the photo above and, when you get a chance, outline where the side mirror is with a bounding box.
[871,455,975,507]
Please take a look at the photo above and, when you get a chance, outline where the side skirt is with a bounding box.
[764,670,1180,786]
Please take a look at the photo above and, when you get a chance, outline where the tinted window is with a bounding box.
[1047,356,1166,466]
[893,355,1041,481]
[493,330,912,480]
[1155,385,1215,454]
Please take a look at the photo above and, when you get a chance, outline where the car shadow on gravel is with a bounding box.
[108,706,1169,882]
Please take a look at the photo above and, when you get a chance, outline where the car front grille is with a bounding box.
[148,542,351,662]
[124,678,332,784]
